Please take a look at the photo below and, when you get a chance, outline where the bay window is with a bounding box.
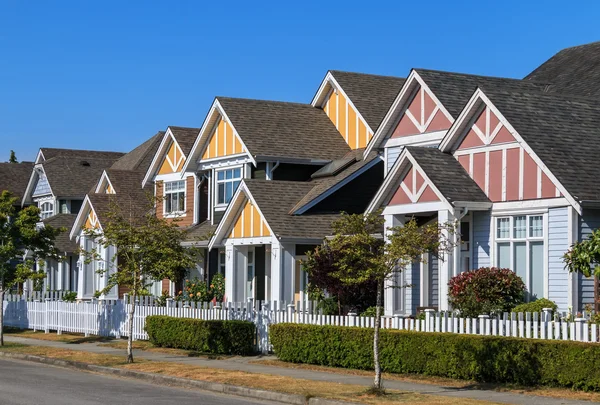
[216,167,242,206]
[495,214,544,300]
[164,180,186,214]
[40,201,54,219]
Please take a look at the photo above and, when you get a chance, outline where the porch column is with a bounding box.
[270,240,282,302]
[438,209,456,311]
[280,242,296,303]
[77,236,86,299]
[57,260,64,291]
[225,244,235,302]
[384,214,404,316]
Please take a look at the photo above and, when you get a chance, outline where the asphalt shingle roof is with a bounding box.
[183,220,216,244]
[0,162,34,202]
[169,126,200,157]
[525,41,600,99]
[217,97,350,162]
[243,179,341,239]
[110,131,164,172]
[405,147,490,203]
[42,214,78,253]
[40,148,124,162]
[329,71,406,131]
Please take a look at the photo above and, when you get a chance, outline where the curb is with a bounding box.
[0,351,358,405]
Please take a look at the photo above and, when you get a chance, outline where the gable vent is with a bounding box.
[80,161,91,167]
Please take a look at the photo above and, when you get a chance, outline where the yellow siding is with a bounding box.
[105,184,114,194]
[158,141,186,175]
[338,92,347,142]
[84,209,99,230]
[202,116,245,160]
[347,106,357,149]
[322,86,371,150]
[358,121,367,149]
[229,200,271,239]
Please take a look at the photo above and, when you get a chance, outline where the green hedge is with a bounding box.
[145,315,255,355]
[270,323,600,391]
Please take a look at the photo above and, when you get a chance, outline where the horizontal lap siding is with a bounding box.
[548,207,569,312]
[429,255,438,307]
[404,261,420,316]
[579,209,600,309]
[472,211,491,269]
[386,146,402,173]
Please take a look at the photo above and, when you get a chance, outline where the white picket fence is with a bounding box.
[3,298,600,353]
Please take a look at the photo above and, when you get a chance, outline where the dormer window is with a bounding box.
[40,202,54,219]
[164,180,186,214]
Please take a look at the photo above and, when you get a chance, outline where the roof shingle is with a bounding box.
[0,162,34,202]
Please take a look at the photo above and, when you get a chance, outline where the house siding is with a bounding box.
[578,209,600,309]
[33,173,51,197]
[429,255,439,307]
[386,146,402,173]
[472,211,491,269]
[548,207,569,312]
[404,260,420,315]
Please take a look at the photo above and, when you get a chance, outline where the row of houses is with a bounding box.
[3,41,600,315]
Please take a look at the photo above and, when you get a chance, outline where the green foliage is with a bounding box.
[176,277,211,302]
[61,291,77,303]
[209,273,225,302]
[8,151,17,163]
[448,267,526,317]
[360,306,383,317]
[270,323,600,391]
[512,298,558,314]
[145,315,255,355]
[564,228,600,278]
[154,290,171,307]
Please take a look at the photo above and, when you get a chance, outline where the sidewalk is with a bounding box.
[3,335,592,405]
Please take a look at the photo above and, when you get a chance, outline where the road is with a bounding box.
[0,358,279,405]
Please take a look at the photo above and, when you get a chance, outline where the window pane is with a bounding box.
[225,182,233,203]
[514,242,527,283]
[165,196,172,213]
[497,242,510,269]
[529,215,543,237]
[497,218,510,239]
[530,241,544,300]
[218,184,225,204]
[233,180,240,195]
[217,171,225,181]
[513,216,527,239]
[225,169,233,180]
[178,191,185,211]
[233,168,241,178]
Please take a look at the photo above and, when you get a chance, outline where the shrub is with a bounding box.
[61,291,77,303]
[512,298,558,314]
[209,273,225,302]
[176,277,212,302]
[145,315,255,355]
[360,306,383,317]
[448,267,525,317]
[270,323,600,391]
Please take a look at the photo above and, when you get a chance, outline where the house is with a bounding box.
[22,148,125,293]
[367,41,600,315]
[0,161,34,207]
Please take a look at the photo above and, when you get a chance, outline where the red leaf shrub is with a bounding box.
[448,267,526,317]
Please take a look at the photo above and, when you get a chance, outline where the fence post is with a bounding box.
[44,298,50,334]
[348,312,357,327]
[424,309,434,332]
[542,307,553,323]
[575,317,586,342]
[478,314,489,335]
[287,304,295,323]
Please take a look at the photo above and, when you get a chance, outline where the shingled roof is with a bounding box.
[0,162,34,202]
[217,97,350,162]
[169,126,200,157]
[482,88,600,202]
[405,147,490,203]
[525,41,600,99]
[243,179,341,239]
[415,69,549,118]
[110,131,164,172]
[39,148,124,162]
[42,214,78,253]
[329,71,406,132]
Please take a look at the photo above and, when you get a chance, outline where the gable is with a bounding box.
[454,104,562,202]
[391,85,452,138]
[201,116,246,160]
[83,208,100,230]
[389,164,440,205]
[158,140,186,175]
[322,87,373,149]
[105,183,115,194]
[228,199,271,239]
[32,172,51,197]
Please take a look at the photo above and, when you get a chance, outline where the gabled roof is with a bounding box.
[290,149,382,214]
[110,131,164,173]
[0,162,34,202]
[525,41,600,98]
[102,169,151,196]
[216,97,351,162]
[41,214,78,253]
[328,71,406,131]
[38,148,124,163]
[168,126,200,157]
[182,220,216,245]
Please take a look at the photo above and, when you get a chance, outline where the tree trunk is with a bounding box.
[373,279,383,390]
[127,279,136,363]
[0,288,4,347]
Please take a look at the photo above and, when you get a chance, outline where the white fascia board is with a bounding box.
[405,153,455,212]
[383,130,447,149]
[70,195,95,240]
[21,167,39,207]
[207,182,249,251]
[141,129,176,188]
[491,198,571,213]
[94,170,113,194]
[294,157,382,215]
[382,201,450,215]
[365,148,410,214]
[310,71,333,107]
[35,149,45,164]
[439,89,484,152]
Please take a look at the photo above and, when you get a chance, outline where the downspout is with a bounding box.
[267,161,280,180]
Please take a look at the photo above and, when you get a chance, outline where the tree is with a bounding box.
[81,196,202,363]
[303,211,453,391]
[564,228,600,280]
[8,151,17,163]
[0,191,62,345]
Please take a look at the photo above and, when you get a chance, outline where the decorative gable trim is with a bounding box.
[95,170,116,194]
[208,181,274,250]
[364,70,454,159]
[35,149,46,164]
[22,164,53,206]
[142,127,188,187]
[439,88,581,214]
[70,195,102,240]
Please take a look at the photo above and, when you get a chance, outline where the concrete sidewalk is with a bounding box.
[3,335,591,405]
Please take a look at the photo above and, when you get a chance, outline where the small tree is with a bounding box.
[0,191,62,345]
[303,211,453,390]
[564,229,600,279]
[8,151,17,164]
[81,196,202,363]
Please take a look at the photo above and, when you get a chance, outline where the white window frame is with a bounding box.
[246,246,255,301]
[218,249,226,275]
[39,201,54,219]
[163,180,186,217]
[214,166,243,209]
[493,212,547,300]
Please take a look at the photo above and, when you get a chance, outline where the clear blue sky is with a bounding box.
[1,1,598,162]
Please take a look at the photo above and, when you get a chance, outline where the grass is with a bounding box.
[4,329,111,344]
[98,340,231,359]
[0,343,133,366]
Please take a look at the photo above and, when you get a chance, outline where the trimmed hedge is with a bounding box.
[145,315,255,355]
[270,323,600,391]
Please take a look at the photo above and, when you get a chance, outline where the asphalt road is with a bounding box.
[0,358,279,405]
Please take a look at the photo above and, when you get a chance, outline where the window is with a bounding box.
[39,202,54,219]
[216,168,242,205]
[164,180,186,214]
[495,215,544,300]
[218,250,226,274]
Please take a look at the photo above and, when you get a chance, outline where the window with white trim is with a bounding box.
[39,202,54,219]
[164,180,186,214]
[495,214,544,300]
[218,250,226,274]
[216,167,242,206]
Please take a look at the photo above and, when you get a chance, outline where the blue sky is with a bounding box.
[1,0,598,162]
